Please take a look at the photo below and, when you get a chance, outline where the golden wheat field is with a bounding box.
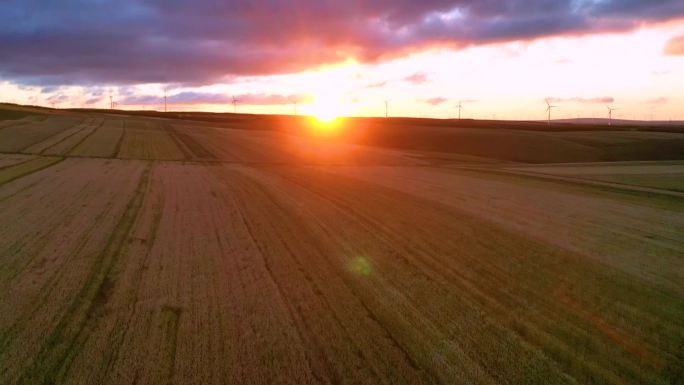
[0,105,683,385]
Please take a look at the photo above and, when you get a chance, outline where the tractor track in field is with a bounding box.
[229,192,326,385]
[0,182,119,358]
[450,165,684,199]
[0,161,147,383]
[0,156,37,171]
[0,156,64,186]
[166,126,217,160]
[16,164,151,384]
[94,176,164,382]
[63,118,106,155]
[112,120,126,158]
[259,167,676,384]
[264,168,510,382]
[224,167,443,385]
[32,118,98,155]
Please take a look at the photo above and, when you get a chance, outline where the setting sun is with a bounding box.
[310,98,344,123]
[305,87,351,125]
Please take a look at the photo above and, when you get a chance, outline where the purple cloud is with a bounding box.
[0,1,683,86]
[122,91,307,106]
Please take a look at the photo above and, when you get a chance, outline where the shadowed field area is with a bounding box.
[0,105,683,385]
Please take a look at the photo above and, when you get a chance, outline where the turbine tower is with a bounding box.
[607,106,617,126]
[457,101,464,120]
[164,89,167,112]
[232,96,238,113]
[384,100,389,118]
[545,99,557,126]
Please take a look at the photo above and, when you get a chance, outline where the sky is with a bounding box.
[1,0,683,120]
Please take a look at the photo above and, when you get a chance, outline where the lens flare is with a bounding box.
[350,256,372,276]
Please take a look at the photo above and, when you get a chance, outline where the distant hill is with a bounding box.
[2,103,684,163]
[555,117,684,126]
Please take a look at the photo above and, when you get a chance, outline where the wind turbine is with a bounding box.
[606,106,617,126]
[545,99,557,126]
[164,89,167,112]
[232,96,239,113]
[457,101,464,120]
[384,100,389,118]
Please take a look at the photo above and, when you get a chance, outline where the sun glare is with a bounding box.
[302,60,358,125]
[303,94,349,137]
[310,98,344,123]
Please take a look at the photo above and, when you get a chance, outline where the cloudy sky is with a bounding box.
[1,0,683,120]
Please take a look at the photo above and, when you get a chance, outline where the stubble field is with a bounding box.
[0,105,683,385]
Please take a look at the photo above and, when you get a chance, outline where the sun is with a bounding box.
[310,97,344,123]
[303,89,351,134]
[302,94,349,137]
[299,60,358,129]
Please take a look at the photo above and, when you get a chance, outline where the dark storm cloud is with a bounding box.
[1,0,682,86]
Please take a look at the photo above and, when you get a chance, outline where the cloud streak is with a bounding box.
[547,96,615,104]
[421,97,448,105]
[646,97,669,104]
[403,73,430,84]
[122,92,308,106]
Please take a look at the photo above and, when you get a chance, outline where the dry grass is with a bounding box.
[0,154,36,169]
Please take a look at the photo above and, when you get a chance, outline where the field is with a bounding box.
[0,105,683,385]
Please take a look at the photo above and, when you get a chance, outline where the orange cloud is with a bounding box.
[664,35,684,55]
[403,73,430,84]
[421,97,448,105]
